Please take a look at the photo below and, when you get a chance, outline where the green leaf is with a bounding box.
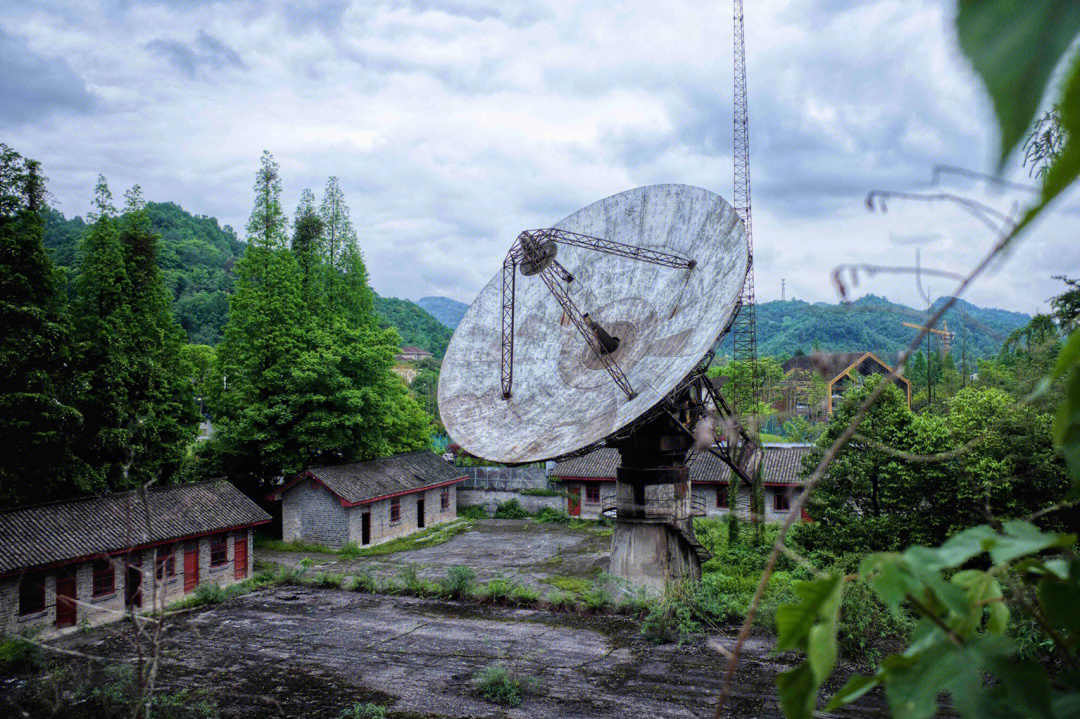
[861,553,916,613]
[989,521,1075,564]
[776,661,817,719]
[824,673,880,712]
[807,623,838,683]
[955,0,1080,170]
[775,573,843,652]
[929,525,999,569]
[1039,577,1080,637]
[989,654,1055,719]
[1053,333,1080,496]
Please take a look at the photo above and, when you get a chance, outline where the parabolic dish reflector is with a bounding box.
[438,184,748,463]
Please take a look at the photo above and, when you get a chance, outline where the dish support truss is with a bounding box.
[499,228,696,401]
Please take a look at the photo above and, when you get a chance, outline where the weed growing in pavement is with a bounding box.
[472,663,539,707]
[442,565,477,599]
[339,701,386,718]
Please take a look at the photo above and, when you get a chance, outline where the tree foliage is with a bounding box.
[207,153,429,488]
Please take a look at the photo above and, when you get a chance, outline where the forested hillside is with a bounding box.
[44,202,453,354]
[714,294,1030,360]
[44,202,244,344]
[417,295,468,329]
[375,294,454,358]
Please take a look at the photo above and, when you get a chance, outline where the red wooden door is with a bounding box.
[55,569,77,628]
[568,487,581,516]
[184,542,199,593]
[234,533,248,580]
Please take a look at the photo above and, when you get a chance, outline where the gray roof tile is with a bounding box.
[291,451,467,505]
[551,444,816,485]
[0,480,270,575]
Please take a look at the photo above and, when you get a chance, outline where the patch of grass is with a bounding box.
[340,702,386,719]
[0,633,44,672]
[477,576,517,603]
[493,498,530,519]
[580,586,612,612]
[472,663,538,707]
[457,504,489,520]
[313,571,345,589]
[541,575,591,595]
[167,579,256,611]
[345,519,473,558]
[442,565,477,599]
[397,565,445,598]
[346,572,377,593]
[509,583,541,606]
[544,589,577,611]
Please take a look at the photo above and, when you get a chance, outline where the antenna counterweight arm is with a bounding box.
[525,228,696,270]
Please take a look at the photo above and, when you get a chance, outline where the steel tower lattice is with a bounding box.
[731,0,758,419]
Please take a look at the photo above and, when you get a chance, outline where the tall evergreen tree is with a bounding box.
[209,157,428,489]
[0,145,80,508]
[318,177,374,326]
[71,176,133,492]
[246,151,288,250]
[116,187,199,485]
[319,176,354,270]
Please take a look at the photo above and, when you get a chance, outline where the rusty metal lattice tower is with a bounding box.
[731,0,758,419]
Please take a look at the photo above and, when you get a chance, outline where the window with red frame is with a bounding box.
[210,534,228,567]
[440,487,450,511]
[92,559,115,597]
[390,496,401,522]
[585,484,600,502]
[155,544,176,580]
[18,573,45,615]
[773,490,791,512]
[717,487,728,508]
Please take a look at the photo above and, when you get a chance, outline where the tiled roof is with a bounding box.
[782,352,909,387]
[279,451,467,505]
[551,444,816,485]
[399,346,432,355]
[0,480,270,575]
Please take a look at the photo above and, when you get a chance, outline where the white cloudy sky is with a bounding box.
[2,0,1077,313]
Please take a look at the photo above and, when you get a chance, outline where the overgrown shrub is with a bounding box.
[534,507,570,523]
[477,576,516,603]
[835,576,914,666]
[457,504,488,520]
[493,498,530,519]
[0,633,43,672]
[443,565,477,599]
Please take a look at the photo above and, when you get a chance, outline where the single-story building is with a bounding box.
[395,346,434,362]
[0,480,270,638]
[551,444,815,522]
[267,451,467,548]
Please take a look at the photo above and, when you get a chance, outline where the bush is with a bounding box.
[534,507,570,524]
[494,498,530,519]
[472,663,538,707]
[477,576,516,603]
[443,565,477,599]
[458,504,489,520]
[0,633,43,672]
[835,577,914,667]
[397,565,444,598]
[340,702,386,719]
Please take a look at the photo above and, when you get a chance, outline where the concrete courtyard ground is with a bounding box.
[12,519,890,718]
[256,518,613,588]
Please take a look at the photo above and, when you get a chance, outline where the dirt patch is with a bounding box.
[33,587,888,718]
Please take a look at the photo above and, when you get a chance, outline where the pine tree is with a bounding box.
[0,145,80,508]
[71,176,134,492]
[291,188,327,312]
[116,187,199,485]
[319,176,355,270]
[246,151,288,250]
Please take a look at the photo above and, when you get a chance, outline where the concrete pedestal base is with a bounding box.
[608,521,702,594]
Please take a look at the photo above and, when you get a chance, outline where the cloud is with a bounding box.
[1,0,1075,316]
[146,30,245,78]
[0,26,97,125]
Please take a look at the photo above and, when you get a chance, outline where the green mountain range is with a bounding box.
[416,293,1031,361]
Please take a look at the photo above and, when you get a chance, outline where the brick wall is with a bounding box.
[0,529,255,639]
[283,478,349,547]
[348,485,459,547]
[694,484,801,521]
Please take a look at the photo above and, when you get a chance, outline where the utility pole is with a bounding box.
[781,278,785,302]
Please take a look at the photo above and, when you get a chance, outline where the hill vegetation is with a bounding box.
[417,295,468,329]
[374,294,454,359]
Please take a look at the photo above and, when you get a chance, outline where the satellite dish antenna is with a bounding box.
[439,184,762,589]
